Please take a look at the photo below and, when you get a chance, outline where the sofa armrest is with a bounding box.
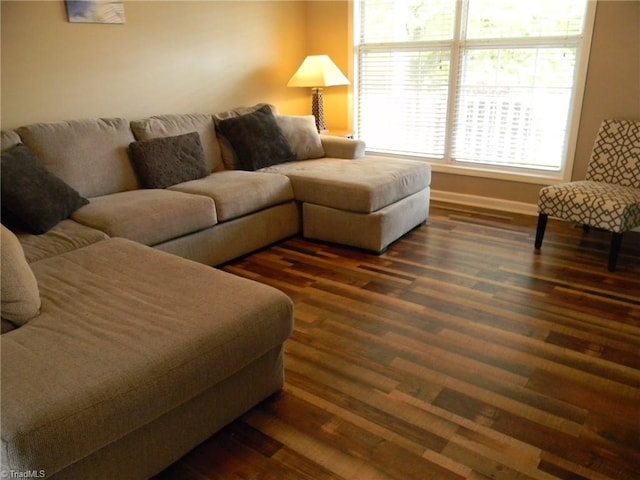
[320,135,366,159]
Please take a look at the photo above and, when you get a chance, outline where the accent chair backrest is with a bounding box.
[585,119,640,188]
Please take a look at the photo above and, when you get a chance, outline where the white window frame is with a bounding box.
[353,0,597,185]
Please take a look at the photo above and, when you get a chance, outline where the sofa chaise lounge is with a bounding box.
[1,105,431,478]
[1,230,294,479]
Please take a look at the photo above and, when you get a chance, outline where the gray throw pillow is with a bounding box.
[1,144,89,234]
[213,103,276,170]
[129,131,209,189]
[216,105,296,171]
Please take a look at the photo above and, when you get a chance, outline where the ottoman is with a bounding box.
[265,156,431,252]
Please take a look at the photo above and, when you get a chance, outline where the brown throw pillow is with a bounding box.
[129,132,209,188]
[216,105,296,171]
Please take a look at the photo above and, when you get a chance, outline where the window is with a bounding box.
[355,0,595,180]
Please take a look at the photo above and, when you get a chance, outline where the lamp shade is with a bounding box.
[287,55,350,88]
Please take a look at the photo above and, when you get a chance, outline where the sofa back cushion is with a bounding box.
[16,118,138,198]
[275,115,325,160]
[130,114,223,172]
[1,130,21,151]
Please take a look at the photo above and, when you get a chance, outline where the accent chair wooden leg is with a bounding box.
[534,213,548,250]
[608,232,623,272]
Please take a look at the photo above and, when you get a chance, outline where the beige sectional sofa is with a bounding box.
[1,232,294,479]
[1,106,430,478]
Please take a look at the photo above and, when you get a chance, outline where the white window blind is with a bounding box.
[356,0,593,175]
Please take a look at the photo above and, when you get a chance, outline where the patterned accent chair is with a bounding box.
[535,119,640,271]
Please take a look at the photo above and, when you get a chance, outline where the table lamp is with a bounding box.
[287,55,350,133]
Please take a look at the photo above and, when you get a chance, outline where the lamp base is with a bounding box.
[311,88,327,133]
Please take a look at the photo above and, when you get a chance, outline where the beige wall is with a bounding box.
[0,0,309,129]
[573,0,640,181]
[2,1,638,208]
[302,0,352,131]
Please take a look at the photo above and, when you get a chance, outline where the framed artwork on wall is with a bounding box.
[66,0,126,24]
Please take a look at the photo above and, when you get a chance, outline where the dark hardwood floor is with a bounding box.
[156,202,640,480]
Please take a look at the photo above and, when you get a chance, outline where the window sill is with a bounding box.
[430,162,567,185]
[364,150,569,186]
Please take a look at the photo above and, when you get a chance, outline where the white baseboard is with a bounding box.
[429,191,640,232]
[430,190,538,217]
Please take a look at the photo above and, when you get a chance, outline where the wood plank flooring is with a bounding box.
[155,202,640,480]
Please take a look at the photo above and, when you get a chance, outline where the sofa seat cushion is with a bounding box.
[15,219,110,263]
[168,171,294,222]
[72,189,216,246]
[263,156,431,213]
[0,238,294,476]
